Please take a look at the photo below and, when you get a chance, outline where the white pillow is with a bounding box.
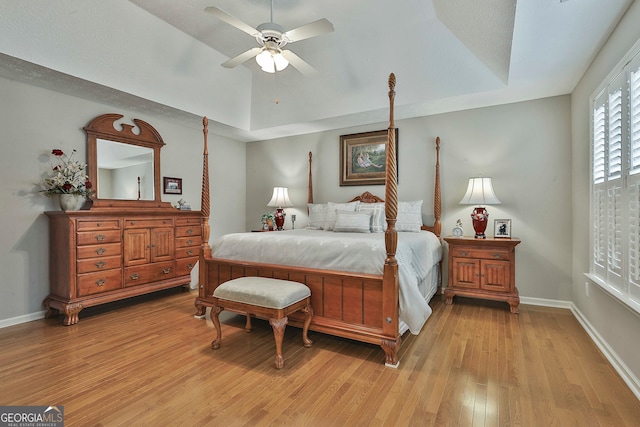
[356,202,386,233]
[333,210,372,233]
[325,201,360,231]
[307,203,328,230]
[396,200,423,232]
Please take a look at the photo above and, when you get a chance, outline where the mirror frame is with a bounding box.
[85,113,171,209]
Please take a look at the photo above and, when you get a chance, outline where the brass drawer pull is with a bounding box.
[187,263,194,270]
[187,229,194,235]
[95,279,106,287]
[95,247,107,255]
[459,251,468,257]
[130,273,140,280]
[186,250,193,256]
[95,261,106,269]
[492,253,503,259]
[96,222,102,227]
[95,234,106,241]
[162,268,172,274]
[186,239,193,245]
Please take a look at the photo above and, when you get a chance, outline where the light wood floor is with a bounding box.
[1,289,638,426]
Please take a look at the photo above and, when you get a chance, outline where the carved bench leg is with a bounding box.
[301,304,313,348]
[245,313,252,332]
[210,306,223,350]
[269,317,288,369]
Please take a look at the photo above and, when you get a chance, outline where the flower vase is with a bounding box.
[59,194,86,211]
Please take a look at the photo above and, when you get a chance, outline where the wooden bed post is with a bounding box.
[308,152,313,204]
[433,136,442,237]
[195,116,211,317]
[381,73,401,367]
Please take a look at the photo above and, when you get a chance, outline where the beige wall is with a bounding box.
[247,95,573,302]
[571,0,640,390]
[0,75,246,325]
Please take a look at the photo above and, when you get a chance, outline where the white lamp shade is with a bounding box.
[459,177,501,205]
[267,187,293,208]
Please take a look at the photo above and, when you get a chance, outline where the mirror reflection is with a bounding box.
[97,139,154,200]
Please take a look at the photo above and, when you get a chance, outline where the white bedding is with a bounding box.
[211,229,442,334]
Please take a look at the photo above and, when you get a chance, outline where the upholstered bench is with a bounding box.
[210,277,313,369]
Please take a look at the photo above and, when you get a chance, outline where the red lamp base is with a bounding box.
[274,208,286,231]
[471,206,489,239]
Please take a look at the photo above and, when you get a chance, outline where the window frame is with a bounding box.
[588,38,640,316]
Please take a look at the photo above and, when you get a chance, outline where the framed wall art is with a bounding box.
[163,177,182,194]
[339,129,398,186]
[494,219,511,238]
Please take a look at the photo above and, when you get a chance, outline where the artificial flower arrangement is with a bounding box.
[40,149,94,197]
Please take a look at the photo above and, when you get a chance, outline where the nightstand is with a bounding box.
[443,236,521,313]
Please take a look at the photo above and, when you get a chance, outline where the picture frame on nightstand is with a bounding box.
[494,219,511,238]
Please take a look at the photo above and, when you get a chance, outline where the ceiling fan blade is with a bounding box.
[284,18,334,43]
[222,47,264,68]
[282,50,318,76]
[204,6,259,37]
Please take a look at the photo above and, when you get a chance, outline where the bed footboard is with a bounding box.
[194,257,402,365]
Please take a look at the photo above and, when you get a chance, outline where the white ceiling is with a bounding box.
[0,0,634,141]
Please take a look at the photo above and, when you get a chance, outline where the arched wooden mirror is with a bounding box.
[85,113,171,209]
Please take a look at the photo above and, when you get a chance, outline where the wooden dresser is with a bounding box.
[443,237,521,313]
[44,209,201,325]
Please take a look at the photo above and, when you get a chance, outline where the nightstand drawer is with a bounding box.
[451,247,510,260]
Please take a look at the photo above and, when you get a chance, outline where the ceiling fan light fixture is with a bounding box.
[256,49,289,73]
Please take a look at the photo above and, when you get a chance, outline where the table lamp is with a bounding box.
[267,187,293,231]
[459,176,501,239]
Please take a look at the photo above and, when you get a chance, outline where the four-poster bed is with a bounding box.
[195,74,442,366]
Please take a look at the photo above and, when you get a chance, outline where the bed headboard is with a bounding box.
[306,142,442,238]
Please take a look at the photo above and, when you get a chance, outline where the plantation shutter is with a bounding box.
[590,43,640,314]
[627,53,640,304]
[607,74,624,291]
[593,92,608,276]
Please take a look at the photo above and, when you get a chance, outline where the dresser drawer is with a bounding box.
[175,246,199,259]
[77,269,123,296]
[451,247,510,260]
[77,242,122,260]
[77,255,122,274]
[76,219,121,231]
[176,257,198,276]
[77,230,122,246]
[176,225,201,238]
[176,236,202,248]
[124,261,176,286]
[176,217,201,227]
[124,218,174,228]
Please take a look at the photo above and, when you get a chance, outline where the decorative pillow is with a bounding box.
[356,202,386,233]
[333,210,372,233]
[325,201,360,231]
[396,200,423,232]
[307,203,328,230]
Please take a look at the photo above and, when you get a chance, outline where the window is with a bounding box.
[590,45,640,314]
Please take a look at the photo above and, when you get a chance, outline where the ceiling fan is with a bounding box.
[204,1,334,75]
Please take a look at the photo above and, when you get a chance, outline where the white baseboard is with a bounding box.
[569,303,640,401]
[0,310,46,329]
[520,296,572,309]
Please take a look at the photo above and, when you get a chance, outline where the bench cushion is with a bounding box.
[213,277,311,309]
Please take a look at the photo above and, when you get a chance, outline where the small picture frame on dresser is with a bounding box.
[494,219,511,238]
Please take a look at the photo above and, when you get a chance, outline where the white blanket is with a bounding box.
[211,229,442,334]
